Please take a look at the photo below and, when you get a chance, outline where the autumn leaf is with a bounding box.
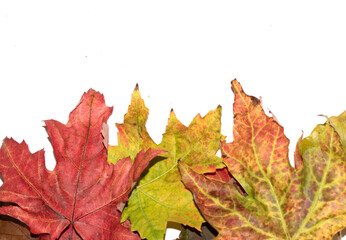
[121,109,224,240]
[204,168,246,196]
[108,86,225,240]
[179,79,346,240]
[179,223,218,240]
[0,215,39,240]
[329,111,346,148]
[107,84,157,164]
[0,89,164,239]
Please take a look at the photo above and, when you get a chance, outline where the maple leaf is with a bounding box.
[0,89,164,239]
[107,84,157,164]
[107,86,225,240]
[179,79,346,240]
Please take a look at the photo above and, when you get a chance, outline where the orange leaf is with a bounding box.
[180,79,346,240]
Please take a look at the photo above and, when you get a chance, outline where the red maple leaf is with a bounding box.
[0,89,164,239]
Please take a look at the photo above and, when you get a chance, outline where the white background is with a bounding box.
[0,1,345,239]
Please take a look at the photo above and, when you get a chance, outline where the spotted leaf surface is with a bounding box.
[180,80,346,240]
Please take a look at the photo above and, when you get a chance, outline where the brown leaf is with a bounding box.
[0,215,39,240]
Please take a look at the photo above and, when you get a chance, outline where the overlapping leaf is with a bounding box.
[0,89,164,239]
[329,111,346,148]
[108,86,225,240]
[179,80,346,240]
[0,217,38,240]
[179,223,218,240]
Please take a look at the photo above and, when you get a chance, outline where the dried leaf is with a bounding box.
[108,86,225,240]
[179,223,218,240]
[179,79,346,240]
[0,89,164,239]
[332,228,346,240]
[0,215,38,240]
[329,111,346,149]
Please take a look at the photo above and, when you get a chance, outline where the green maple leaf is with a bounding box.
[108,85,225,240]
[179,79,346,240]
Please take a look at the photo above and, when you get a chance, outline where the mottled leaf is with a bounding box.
[0,89,164,239]
[108,86,225,240]
[180,79,346,240]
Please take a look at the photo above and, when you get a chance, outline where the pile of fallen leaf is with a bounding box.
[0,80,345,240]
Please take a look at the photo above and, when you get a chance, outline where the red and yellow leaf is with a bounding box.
[0,89,164,239]
[179,80,346,240]
[108,86,225,240]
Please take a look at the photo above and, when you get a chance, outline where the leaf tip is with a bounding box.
[134,83,139,91]
[177,160,188,174]
[231,78,243,94]
[169,108,177,118]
